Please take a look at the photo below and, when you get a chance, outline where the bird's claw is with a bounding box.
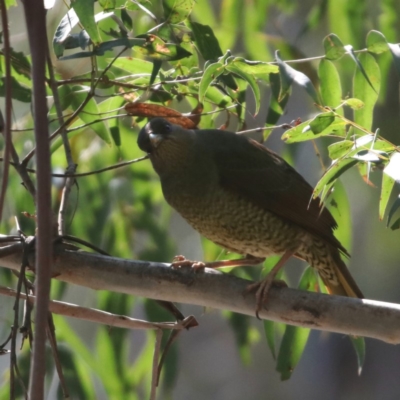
[244,278,287,319]
[171,255,205,271]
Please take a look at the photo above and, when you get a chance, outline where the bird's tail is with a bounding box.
[320,245,363,299]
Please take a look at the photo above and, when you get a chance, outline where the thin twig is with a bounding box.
[46,46,78,236]
[150,329,163,400]
[46,313,69,398]
[0,286,189,331]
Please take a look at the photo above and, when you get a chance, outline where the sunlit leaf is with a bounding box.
[323,33,346,60]
[343,98,364,110]
[314,158,359,198]
[318,59,342,111]
[308,111,335,134]
[353,53,380,131]
[380,167,396,220]
[328,140,354,160]
[350,48,379,97]
[71,0,101,44]
[282,118,347,143]
[366,30,389,54]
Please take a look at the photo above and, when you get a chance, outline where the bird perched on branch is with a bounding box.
[137,118,363,316]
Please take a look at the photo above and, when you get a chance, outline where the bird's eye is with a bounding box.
[164,123,171,132]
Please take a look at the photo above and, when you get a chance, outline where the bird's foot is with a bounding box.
[244,278,287,319]
[171,255,206,271]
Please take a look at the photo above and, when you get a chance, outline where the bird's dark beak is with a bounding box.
[138,126,163,153]
[148,133,163,148]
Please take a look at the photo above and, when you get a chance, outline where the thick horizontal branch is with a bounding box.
[1,241,400,344]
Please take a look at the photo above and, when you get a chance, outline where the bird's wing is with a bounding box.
[207,132,347,254]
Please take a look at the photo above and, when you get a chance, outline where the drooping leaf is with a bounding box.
[71,0,101,44]
[314,158,359,198]
[380,167,396,221]
[276,51,320,104]
[265,72,288,129]
[199,62,224,104]
[350,337,366,376]
[225,63,261,115]
[353,52,380,131]
[189,21,223,61]
[276,267,316,380]
[318,59,342,110]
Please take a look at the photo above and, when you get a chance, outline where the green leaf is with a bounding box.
[0,76,31,102]
[328,140,354,160]
[282,118,347,143]
[189,21,223,60]
[199,62,224,103]
[276,267,316,380]
[53,9,114,58]
[226,58,278,82]
[353,52,381,131]
[134,34,192,61]
[343,98,364,110]
[70,86,112,145]
[276,51,319,104]
[109,56,153,74]
[163,0,195,23]
[98,96,124,146]
[348,46,378,94]
[380,167,396,220]
[308,111,335,134]
[323,33,346,60]
[388,195,400,228]
[71,0,101,44]
[314,158,359,198]
[350,337,366,376]
[263,320,276,359]
[318,59,342,110]
[225,64,261,115]
[366,30,389,54]
[266,72,288,129]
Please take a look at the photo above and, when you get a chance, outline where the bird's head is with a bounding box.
[137,118,196,173]
[138,118,195,154]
